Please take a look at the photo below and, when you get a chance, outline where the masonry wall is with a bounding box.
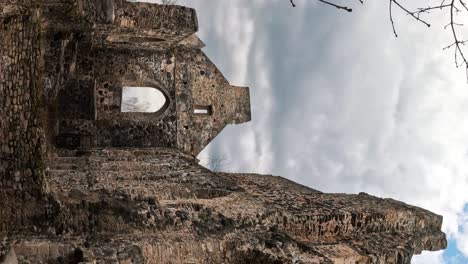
[0,3,46,232]
[42,0,200,151]
[41,0,248,155]
[175,47,251,155]
[92,48,178,148]
[4,147,443,263]
[44,34,179,148]
[96,0,197,50]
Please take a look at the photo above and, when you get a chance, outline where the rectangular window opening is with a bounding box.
[194,105,212,115]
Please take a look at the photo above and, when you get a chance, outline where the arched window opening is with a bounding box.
[121,86,167,113]
[194,105,212,115]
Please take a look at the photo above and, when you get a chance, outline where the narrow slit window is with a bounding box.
[121,86,167,113]
[194,105,212,115]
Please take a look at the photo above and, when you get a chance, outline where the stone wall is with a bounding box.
[45,39,179,148]
[0,3,46,233]
[93,48,177,147]
[0,147,445,263]
[41,1,250,155]
[175,47,251,155]
[94,0,199,50]
[41,1,199,150]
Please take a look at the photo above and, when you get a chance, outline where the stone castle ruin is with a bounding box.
[1,0,446,263]
[42,0,250,156]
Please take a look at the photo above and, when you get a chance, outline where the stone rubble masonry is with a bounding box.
[0,0,446,263]
[0,0,47,233]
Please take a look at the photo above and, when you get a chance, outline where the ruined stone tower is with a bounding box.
[1,0,446,263]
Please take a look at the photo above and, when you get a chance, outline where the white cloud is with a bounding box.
[412,251,445,264]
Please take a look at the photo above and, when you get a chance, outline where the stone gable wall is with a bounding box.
[175,48,251,155]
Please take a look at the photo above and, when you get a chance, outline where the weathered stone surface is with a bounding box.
[0,1,446,263]
[0,147,447,263]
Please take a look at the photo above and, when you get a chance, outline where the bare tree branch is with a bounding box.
[389,0,398,37]
[318,0,352,12]
[414,4,451,15]
[389,0,468,81]
[201,155,230,172]
[290,0,468,83]
[290,0,352,12]
[448,0,468,81]
[460,0,468,12]
[391,0,431,27]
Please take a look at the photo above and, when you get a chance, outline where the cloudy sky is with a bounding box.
[121,86,167,112]
[143,0,468,262]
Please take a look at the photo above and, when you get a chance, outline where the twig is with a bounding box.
[449,0,468,82]
[290,0,354,12]
[460,0,468,11]
[318,0,352,12]
[415,4,451,15]
[295,0,468,83]
[391,0,431,27]
[389,0,398,37]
